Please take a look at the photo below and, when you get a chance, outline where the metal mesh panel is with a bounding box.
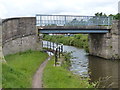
[36,15,113,26]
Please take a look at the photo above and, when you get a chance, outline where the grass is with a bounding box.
[43,57,94,88]
[2,50,48,88]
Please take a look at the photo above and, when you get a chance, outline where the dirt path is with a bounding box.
[32,56,51,88]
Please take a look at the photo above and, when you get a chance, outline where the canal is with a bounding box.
[43,41,120,88]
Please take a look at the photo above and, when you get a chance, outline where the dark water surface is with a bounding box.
[43,41,120,88]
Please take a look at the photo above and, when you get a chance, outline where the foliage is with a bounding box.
[61,52,73,69]
[2,50,48,88]
[95,12,107,17]
[95,12,120,20]
[114,13,120,20]
[43,34,89,53]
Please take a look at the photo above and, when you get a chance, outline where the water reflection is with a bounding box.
[88,56,120,88]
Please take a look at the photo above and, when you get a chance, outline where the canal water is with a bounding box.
[43,41,120,88]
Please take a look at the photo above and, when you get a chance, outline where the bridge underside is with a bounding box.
[38,26,110,34]
[39,29,109,34]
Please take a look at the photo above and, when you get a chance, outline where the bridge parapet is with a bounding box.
[36,14,113,26]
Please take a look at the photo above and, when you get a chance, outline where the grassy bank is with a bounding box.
[43,56,94,88]
[2,50,48,88]
[43,34,89,52]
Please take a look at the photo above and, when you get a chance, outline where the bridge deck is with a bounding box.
[37,26,111,34]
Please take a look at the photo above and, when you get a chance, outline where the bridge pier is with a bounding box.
[89,20,120,60]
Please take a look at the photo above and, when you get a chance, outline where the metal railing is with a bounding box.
[42,41,63,66]
[36,14,113,26]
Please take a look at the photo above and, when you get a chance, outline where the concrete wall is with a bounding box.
[89,20,120,59]
[2,17,41,56]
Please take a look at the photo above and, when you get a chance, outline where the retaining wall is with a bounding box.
[2,17,41,56]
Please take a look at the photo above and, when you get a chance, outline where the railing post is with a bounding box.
[65,16,67,26]
[42,40,43,48]
[61,44,63,53]
[56,43,58,47]
[47,41,48,50]
[36,15,38,26]
[55,48,58,66]
[48,42,50,49]
[58,46,60,58]
[50,41,51,50]
[108,17,110,26]
[53,42,54,50]
[40,15,42,26]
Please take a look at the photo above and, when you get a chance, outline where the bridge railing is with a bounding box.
[36,14,113,26]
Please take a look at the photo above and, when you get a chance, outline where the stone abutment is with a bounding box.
[89,20,120,59]
[2,17,42,56]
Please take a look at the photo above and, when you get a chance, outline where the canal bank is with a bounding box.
[43,40,120,88]
[42,53,94,88]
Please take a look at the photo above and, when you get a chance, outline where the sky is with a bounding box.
[0,0,119,19]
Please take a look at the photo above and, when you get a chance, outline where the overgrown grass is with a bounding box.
[43,56,94,88]
[61,52,73,70]
[2,50,48,88]
[43,34,89,52]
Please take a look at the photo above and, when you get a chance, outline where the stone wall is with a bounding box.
[0,18,2,25]
[0,25,3,60]
[89,20,120,59]
[2,17,41,56]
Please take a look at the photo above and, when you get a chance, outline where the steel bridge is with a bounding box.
[36,14,113,34]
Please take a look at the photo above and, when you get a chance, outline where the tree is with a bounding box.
[114,13,120,20]
[95,12,107,17]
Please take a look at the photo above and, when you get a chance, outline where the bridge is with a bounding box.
[2,16,119,60]
[36,14,113,34]
[36,14,119,60]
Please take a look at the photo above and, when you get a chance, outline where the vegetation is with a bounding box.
[61,52,72,69]
[43,56,95,88]
[112,13,120,20]
[2,50,48,88]
[95,12,120,20]
[43,34,89,52]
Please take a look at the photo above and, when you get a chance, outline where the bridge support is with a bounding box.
[89,20,120,60]
[36,27,43,51]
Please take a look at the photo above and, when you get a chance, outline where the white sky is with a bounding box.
[0,0,119,19]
